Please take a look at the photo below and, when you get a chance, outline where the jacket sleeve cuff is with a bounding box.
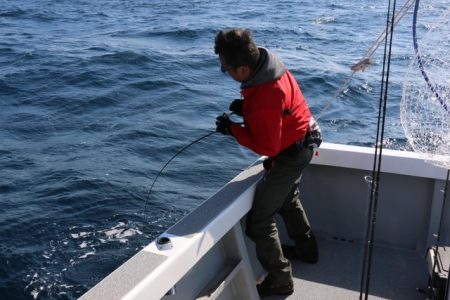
[229,123,240,137]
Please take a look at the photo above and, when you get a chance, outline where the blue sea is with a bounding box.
[1,0,448,299]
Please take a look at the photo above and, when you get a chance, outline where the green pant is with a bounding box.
[246,146,313,284]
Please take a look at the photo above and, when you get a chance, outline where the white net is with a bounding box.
[401,8,450,169]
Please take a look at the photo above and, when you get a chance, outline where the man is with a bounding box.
[214,28,321,297]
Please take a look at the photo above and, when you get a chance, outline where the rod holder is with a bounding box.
[156,236,173,251]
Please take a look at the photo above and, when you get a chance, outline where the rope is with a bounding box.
[412,0,450,113]
[359,0,397,298]
[316,0,415,122]
[363,0,415,60]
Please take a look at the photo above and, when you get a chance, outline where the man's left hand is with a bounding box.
[229,99,243,116]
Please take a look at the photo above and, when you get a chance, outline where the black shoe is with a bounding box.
[257,277,294,297]
[282,234,319,264]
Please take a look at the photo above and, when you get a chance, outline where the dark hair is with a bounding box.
[214,29,260,70]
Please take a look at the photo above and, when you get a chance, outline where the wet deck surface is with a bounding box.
[267,237,428,300]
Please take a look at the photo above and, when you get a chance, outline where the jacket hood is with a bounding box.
[240,47,287,89]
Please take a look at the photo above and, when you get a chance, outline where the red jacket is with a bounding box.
[229,70,311,157]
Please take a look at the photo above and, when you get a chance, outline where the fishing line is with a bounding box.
[142,130,218,229]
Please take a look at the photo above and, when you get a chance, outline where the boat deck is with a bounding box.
[269,236,428,300]
[80,144,448,300]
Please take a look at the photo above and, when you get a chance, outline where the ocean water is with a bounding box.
[1,0,448,299]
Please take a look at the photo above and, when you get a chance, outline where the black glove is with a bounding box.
[215,113,233,135]
[229,99,243,117]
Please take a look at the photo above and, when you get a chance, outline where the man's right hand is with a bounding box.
[229,99,243,116]
[216,113,233,135]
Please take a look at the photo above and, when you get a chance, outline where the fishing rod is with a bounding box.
[142,130,217,220]
[426,170,450,298]
[360,0,397,298]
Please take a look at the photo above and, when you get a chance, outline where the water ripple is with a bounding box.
[1,0,448,299]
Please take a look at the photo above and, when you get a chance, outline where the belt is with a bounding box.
[278,137,308,157]
[263,137,308,171]
[280,127,322,157]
